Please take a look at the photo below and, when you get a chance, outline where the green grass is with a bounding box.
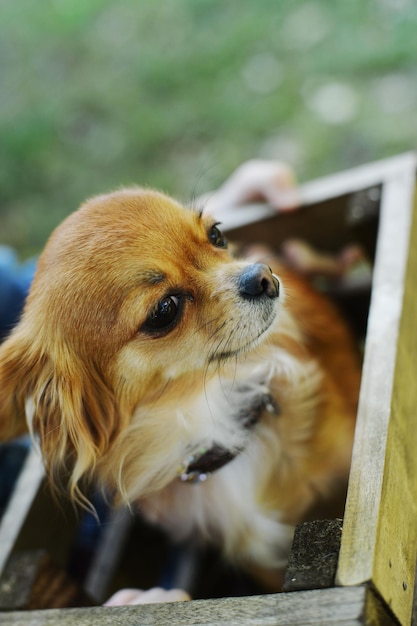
[1,0,416,256]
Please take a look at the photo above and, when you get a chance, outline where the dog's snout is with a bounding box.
[238,264,280,300]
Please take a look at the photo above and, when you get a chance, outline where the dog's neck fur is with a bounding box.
[134,348,330,571]
[177,390,280,483]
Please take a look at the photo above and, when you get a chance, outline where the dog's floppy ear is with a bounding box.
[0,331,33,441]
[0,329,122,502]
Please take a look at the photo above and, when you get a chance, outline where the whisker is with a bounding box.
[187,165,215,216]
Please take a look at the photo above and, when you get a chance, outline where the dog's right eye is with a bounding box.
[142,296,181,334]
[209,223,227,249]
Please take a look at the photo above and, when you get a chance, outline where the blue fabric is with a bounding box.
[0,246,37,342]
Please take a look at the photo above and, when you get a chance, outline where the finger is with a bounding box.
[128,587,191,605]
[104,587,191,606]
[104,588,145,606]
[224,160,299,210]
[263,184,300,211]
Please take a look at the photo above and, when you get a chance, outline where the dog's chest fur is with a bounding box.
[136,347,339,571]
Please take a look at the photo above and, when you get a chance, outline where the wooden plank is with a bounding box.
[283,519,342,592]
[298,151,415,206]
[0,586,394,626]
[336,161,417,625]
[372,181,417,623]
[220,152,415,232]
[0,448,44,574]
[83,506,134,603]
[0,445,80,580]
[223,192,374,256]
[0,550,93,610]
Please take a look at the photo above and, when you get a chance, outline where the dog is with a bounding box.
[0,187,361,588]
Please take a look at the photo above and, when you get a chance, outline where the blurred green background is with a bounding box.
[1,0,416,257]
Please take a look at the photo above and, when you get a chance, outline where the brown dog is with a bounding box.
[0,188,360,585]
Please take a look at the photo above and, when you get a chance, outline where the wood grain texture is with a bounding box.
[0,449,44,574]
[0,586,389,626]
[336,162,417,626]
[372,181,417,624]
[0,550,93,610]
[0,447,79,580]
[221,152,416,233]
[283,519,342,592]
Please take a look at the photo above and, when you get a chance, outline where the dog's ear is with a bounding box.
[0,330,122,502]
[0,332,32,441]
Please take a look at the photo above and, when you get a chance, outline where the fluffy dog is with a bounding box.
[0,187,361,586]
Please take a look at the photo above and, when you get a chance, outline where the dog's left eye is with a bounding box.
[142,296,182,333]
[209,224,227,249]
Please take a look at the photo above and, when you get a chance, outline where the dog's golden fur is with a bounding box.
[0,188,361,583]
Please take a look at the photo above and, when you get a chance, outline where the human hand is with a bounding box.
[201,159,299,218]
[104,586,191,606]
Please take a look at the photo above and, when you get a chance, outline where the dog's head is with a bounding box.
[0,188,282,503]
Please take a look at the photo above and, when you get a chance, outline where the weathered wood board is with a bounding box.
[0,586,398,626]
[336,156,417,626]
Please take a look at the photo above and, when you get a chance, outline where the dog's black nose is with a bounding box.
[238,264,280,300]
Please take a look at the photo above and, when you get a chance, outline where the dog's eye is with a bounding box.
[209,224,227,249]
[143,296,181,333]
